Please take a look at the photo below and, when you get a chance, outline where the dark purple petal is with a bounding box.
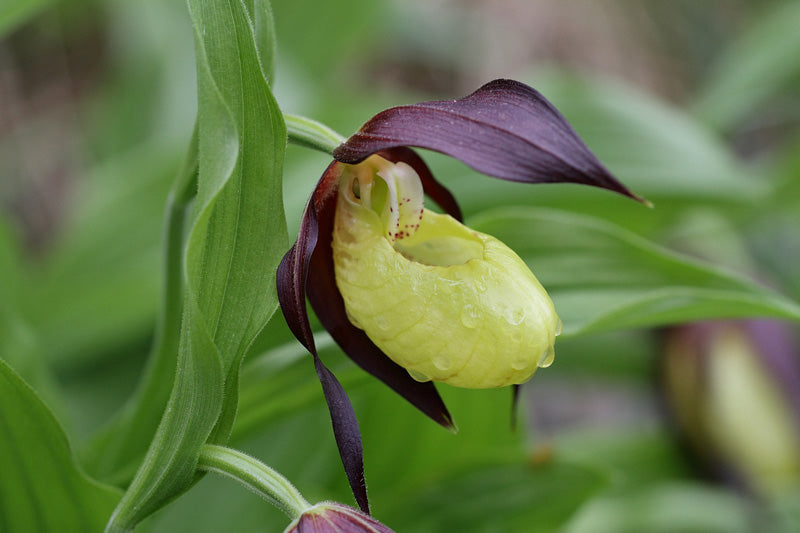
[379,147,463,222]
[277,204,319,356]
[511,384,521,431]
[305,163,455,430]
[313,356,368,514]
[334,79,644,202]
[278,162,367,511]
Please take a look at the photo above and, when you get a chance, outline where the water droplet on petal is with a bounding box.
[460,305,479,329]
[441,280,458,295]
[511,358,529,371]
[474,277,487,293]
[538,346,555,368]
[555,318,563,337]
[408,369,431,382]
[504,308,525,326]
[433,356,451,371]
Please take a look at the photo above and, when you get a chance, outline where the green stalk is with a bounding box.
[285,113,346,155]
[197,444,311,520]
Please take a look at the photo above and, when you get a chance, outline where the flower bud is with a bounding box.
[283,502,393,533]
[332,155,561,389]
[662,320,800,495]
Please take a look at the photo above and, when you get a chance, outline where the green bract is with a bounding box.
[333,156,561,388]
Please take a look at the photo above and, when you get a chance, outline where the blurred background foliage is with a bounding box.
[2,0,800,531]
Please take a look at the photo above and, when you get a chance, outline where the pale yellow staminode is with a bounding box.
[332,155,560,389]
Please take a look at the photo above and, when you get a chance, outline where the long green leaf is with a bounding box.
[0,359,121,532]
[106,0,286,529]
[387,460,608,532]
[469,207,800,337]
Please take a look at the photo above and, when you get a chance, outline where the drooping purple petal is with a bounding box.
[304,162,455,430]
[313,355,369,514]
[334,79,644,202]
[277,204,320,356]
[277,162,368,512]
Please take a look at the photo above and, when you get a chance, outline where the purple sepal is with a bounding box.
[334,79,644,202]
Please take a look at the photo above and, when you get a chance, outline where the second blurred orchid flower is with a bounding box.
[277,79,642,512]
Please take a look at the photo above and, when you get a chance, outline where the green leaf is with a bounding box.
[563,483,753,533]
[0,358,121,532]
[387,460,608,532]
[693,2,800,133]
[106,0,286,529]
[469,207,800,337]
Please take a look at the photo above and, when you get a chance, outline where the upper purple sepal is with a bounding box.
[334,79,644,202]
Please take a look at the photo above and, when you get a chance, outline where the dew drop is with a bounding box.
[408,369,431,382]
[474,277,487,293]
[538,345,555,368]
[504,308,525,326]
[433,355,451,371]
[460,304,479,329]
[555,318,563,337]
[511,357,529,371]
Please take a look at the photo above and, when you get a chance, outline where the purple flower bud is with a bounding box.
[284,502,394,533]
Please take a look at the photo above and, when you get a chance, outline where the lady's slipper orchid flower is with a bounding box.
[277,79,642,512]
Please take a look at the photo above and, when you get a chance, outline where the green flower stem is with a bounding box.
[197,444,311,520]
[285,113,346,155]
